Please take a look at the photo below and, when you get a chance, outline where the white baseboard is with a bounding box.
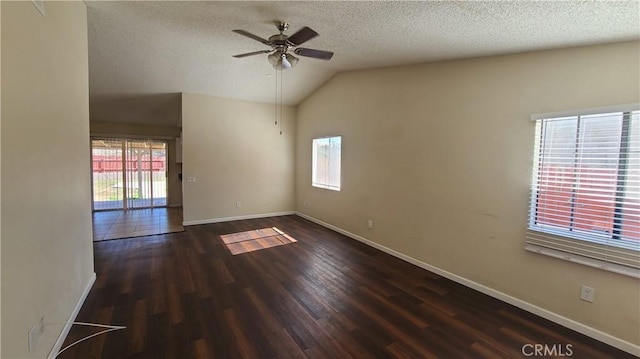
[294,212,640,356]
[183,211,295,226]
[48,272,97,359]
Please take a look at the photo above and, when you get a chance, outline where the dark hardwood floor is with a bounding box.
[59,215,633,358]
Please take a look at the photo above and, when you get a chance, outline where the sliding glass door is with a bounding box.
[91,138,167,211]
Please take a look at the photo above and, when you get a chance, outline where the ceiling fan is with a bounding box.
[232,21,334,70]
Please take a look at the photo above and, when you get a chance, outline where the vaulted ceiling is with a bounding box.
[86,1,640,126]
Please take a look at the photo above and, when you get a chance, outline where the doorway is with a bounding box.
[91,138,168,211]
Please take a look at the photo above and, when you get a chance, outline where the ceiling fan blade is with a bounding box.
[287,27,318,46]
[294,48,334,60]
[232,29,271,45]
[232,50,272,58]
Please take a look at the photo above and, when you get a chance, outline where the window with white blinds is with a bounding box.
[312,136,342,191]
[527,107,640,277]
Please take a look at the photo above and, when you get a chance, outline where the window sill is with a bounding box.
[525,244,640,278]
[312,184,340,191]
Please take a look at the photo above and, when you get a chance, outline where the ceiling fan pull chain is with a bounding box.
[273,70,278,126]
[280,71,283,136]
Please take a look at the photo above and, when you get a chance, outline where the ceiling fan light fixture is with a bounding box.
[285,53,299,67]
[280,53,292,70]
[267,52,279,66]
[271,52,297,71]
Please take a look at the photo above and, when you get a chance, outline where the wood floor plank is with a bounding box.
[357,285,429,329]
[223,308,261,359]
[58,215,636,358]
[316,317,377,359]
[210,257,235,284]
[126,299,147,355]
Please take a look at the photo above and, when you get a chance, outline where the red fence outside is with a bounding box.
[92,155,166,173]
[535,165,640,241]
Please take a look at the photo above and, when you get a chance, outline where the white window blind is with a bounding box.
[312,136,342,191]
[527,108,640,277]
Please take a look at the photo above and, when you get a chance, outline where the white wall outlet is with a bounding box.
[367,220,373,229]
[580,285,595,303]
[236,201,242,208]
[186,176,196,183]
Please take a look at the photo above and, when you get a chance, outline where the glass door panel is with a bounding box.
[91,138,125,211]
[151,143,168,207]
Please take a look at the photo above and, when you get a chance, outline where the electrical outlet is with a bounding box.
[580,285,595,303]
[367,220,373,229]
[236,201,242,208]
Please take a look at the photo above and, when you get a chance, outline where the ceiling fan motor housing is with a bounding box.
[268,34,289,51]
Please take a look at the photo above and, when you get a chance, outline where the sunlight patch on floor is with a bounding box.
[220,227,296,255]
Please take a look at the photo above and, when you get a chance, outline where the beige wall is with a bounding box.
[90,121,183,207]
[182,93,295,223]
[296,42,640,345]
[1,2,94,358]
[0,1,3,355]
[0,2,3,355]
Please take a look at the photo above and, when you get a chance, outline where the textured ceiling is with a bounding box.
[86,1,640,126]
